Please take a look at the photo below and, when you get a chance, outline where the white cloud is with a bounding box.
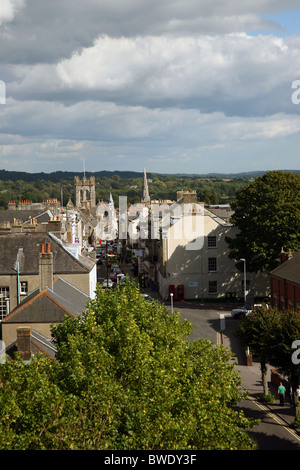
[54,33,300,117]
[1,1,300,174]
[0,0,24,25]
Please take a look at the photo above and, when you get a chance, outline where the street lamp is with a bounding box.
[240,258,247,307]
[170,292,174,313]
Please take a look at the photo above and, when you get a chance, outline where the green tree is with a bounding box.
[268,309,300,393]
[237,306,281,395]
[238,307,300,402]
[52,279,258,450]
[200,188,219,204]
[0,280,258,450]
[226,171,300,272]
[0,355,72,449]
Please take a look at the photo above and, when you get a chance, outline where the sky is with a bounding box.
[0,1,300,175]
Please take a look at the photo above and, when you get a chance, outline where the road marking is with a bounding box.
[216,331,223,345]
[246,394,300,442]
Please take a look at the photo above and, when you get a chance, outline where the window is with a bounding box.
[208,257,217,272]
[20,281,28,295]
[209,281,218,294]
[0,287,9,321]
[208,236,217,248]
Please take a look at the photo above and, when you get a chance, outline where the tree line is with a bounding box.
[0,171,252,208]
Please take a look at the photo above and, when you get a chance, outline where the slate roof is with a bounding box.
[0,232,95,275]
[270,252,300,285]
[0,209,50,224]
[49,276,90,316]
[30,329,57,358]
[2,276,90,324]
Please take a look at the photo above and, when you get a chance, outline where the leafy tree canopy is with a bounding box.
[226,171,300,272]
[0,279,258,450]
[238,306,300,389]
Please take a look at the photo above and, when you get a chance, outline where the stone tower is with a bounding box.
[75,175,96,210]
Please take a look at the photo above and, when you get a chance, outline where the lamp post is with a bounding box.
[170,292,174,313]
[240,258,247,307]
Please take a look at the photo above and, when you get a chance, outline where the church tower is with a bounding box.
[141,168,150,207]
[75,175,96,210]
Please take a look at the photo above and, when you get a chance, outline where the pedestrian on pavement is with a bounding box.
[297,385,300,401]
[278,382,286,406]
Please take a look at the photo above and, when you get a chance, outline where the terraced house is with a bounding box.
[0,232,96,321]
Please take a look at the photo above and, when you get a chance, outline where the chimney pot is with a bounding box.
[39,241,53,290]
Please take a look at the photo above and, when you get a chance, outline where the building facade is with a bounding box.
[0,232,96,321]
[141,190,269,302]
[270,251,300,312]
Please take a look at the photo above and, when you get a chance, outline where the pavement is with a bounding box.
[226,340,298,429]
[116,261,300,432]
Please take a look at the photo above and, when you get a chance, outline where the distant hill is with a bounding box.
[0,169,145,182]
[170,170,300,178]
[0,169,299,182]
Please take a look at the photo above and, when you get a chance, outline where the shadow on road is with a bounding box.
[208,316,247,365]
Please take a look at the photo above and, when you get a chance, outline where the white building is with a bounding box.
[144,191,269,302]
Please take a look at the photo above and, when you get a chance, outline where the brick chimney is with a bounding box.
[39,242,53,290]
[17,326,31,361]
[8,200,16,210]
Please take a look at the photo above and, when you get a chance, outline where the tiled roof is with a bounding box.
[50,276,90,316]
[0,209,40,223]
[270,252,300,285]
[0,232,95,274]
[31,329,57,358]
[6,329,57,360]
[2,276,89,323]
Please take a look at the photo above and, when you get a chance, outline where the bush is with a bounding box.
[258,393,275,403]
[293,416,300,429]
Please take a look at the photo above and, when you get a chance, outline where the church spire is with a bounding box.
[141,168,150,206]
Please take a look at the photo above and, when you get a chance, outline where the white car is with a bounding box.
[102,279,114,288]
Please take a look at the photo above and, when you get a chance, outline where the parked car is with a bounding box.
[231,308,251,319]
[113,267,122,275]
[102,279,114,288]
[109,272,117,282]
[139,293,153,302]
[117,273,126,283]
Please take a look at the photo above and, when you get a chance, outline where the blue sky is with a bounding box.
[0,1,300,175]
[263,7,300,36]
